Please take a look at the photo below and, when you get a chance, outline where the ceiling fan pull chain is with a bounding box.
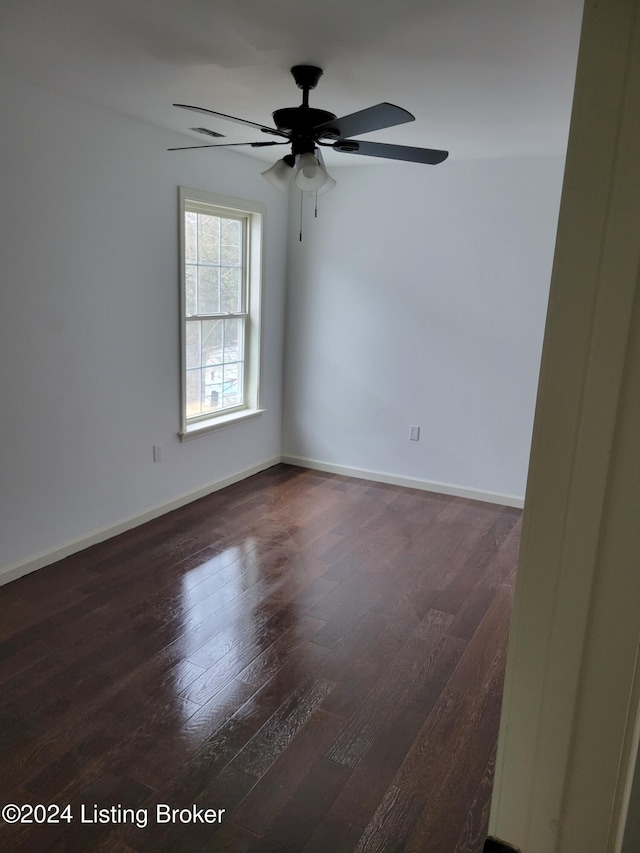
[314,190,318,218]
[299,189,304,242]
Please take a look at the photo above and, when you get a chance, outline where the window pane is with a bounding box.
[192,319,246,414]
[186,319,244,417]
[185,264,197,316]
[204,362,244,412]
[185,212,197,263]
[186,369,201,418]
[201,319,224,368]
[222,361,243,408]
[223,318,242,364]
[198,266,220,314]
[201,365,219,412]
[186,321,201,369]
[221,218,242,265]
[197,214,220,263]
[205,364,223,412]
[220,266,242,313]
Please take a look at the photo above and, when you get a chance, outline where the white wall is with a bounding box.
[0,73,288,578]
[282,156,565,500]
[0,70,566,578]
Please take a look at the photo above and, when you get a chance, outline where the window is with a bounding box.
[179,188,265,439]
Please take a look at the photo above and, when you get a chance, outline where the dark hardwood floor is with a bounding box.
[0,464,521,852]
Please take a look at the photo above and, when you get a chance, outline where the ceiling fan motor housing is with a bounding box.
[272,107,337,136]
[274,65,342,145]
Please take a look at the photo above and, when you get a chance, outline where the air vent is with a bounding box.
[191,127,225,138]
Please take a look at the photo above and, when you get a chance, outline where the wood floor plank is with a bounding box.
[234,614,326,689]
[390,587,512,805]
[289,575,340,612]
[434,508,520,615]
[94,839,138,852]
[395,608,455,669]
[0,638,53,685]
[0,545,260,712]
[195,819,260,853]
[330,705,427,829]
[180,606,301,704]
[403,634,467,715]
[445,585,514,695]
[229,643,331,734]
[231,675,336,779]
[0,630,249,797]
[251,756,351,852]
[454,744,497,853]
[169,676,257,751]
[404,664,505,852]
[321,624,403,719]
[326,664,409,768]
[231,708,346,835]
[352,785,426,853]
[0,463,520,851]
[315,612,389,682]
[302,815,364,853]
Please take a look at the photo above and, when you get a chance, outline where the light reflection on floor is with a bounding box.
[169,537,266,734]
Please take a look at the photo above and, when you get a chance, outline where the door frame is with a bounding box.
[489,1,640,850]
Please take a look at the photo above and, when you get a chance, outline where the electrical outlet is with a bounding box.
[409,425,420,441]
[153,443,162,462]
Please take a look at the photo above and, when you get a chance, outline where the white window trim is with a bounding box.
[178,187,266,440]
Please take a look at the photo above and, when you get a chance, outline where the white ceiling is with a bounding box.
[0,0,584,165]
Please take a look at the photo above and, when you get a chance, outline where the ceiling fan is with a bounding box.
[169,65,448,194]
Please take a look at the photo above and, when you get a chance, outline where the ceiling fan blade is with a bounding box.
[173,104,289,138]
[168,141,288,151]
[333,139,449,164]
[313,103,414,140]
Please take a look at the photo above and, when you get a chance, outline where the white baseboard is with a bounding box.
[1,453,523,588]
[0,456,281,588]
[280,454,525,509]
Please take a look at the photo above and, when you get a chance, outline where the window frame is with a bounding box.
[178,187,266,440]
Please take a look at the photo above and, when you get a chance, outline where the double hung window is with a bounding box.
[179,189,264,438]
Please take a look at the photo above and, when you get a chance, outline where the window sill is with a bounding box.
[179,408,266,441]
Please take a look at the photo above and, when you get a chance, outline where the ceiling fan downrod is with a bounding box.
[290,65,324,108]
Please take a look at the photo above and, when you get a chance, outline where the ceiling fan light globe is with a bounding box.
[316,173,337,195]
[295,152,327,190]
[261,158,294,191]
